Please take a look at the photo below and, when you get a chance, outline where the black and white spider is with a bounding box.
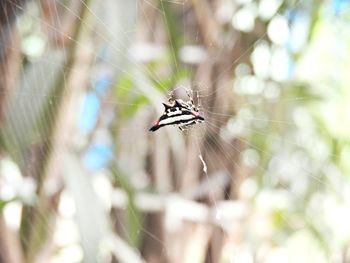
[149,90,205,132]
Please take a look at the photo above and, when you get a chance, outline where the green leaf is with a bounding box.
[114,73,134,98]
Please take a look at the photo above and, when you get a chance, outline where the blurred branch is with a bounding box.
[0,2,27,263]
[39,0,82,47]
[111,190,248,226]
[190,0,219,47]
[110,235,146,263]
[63,153,110,263]
[19,1,91,262]
[2,51,65,164]
[0,216,24,263]
[0,11,22,132]
[185,171,230,200]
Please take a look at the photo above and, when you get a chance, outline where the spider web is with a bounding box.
[0,0,349,263]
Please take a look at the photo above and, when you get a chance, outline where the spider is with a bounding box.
[149,89,205,132]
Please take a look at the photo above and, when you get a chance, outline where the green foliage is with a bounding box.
[114,74,149,121]
[151,67,191,93]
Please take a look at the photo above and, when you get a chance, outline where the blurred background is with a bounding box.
[0,0,350,262]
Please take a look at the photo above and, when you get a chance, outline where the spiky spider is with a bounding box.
[149,89,205,132]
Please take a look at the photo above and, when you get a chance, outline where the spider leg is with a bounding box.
[195,91,201,111]
[185,88,192,98]
[186,89,194,100]
[185,89,196,110]
[168,91,175,103]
